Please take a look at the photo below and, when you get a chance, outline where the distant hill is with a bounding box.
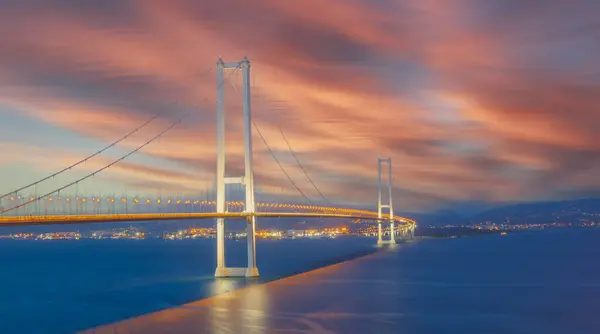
[469,198,600,225]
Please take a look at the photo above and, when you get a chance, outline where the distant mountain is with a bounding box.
[470,198,600,225]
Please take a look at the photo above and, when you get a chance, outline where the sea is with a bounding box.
[0,228,599,333]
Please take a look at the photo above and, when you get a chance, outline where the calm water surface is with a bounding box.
[1,229,599,333]
[0,236,377,333]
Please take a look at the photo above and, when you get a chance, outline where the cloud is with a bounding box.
[0,0,598,213]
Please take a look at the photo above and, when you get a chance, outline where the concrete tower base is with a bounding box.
[214,267,229,278]
[245,267,260,278]
[215,267,258,278]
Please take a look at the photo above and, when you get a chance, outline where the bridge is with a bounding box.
[0,208,410,227]
[0,57,416,278]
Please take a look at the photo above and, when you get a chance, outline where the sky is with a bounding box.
[0,0,598,214]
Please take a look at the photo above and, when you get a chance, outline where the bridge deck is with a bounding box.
[0,212,415,227]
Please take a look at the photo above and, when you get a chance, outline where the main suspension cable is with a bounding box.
[1,66,237,215]
[252,121,314,205]
[0,112,190,215]
[0,67,215,201]
[279,128,332,206]
[0,114,160,201]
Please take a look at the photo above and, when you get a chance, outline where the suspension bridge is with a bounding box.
[0,57,416,278]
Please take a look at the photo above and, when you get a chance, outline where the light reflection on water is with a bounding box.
[208,279,270,333]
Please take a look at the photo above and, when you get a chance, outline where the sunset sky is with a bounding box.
[0,0,598,214]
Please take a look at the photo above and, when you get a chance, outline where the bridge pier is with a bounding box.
[214,57,260,278]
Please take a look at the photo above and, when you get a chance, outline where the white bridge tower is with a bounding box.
[377,157,396,245]
[214,57,259,278]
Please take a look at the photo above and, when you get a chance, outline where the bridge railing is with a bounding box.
[1,197,382,217]
[0,198,416,226]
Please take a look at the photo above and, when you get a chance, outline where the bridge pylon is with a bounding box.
[214,57,259,278]
[377,157,396,245]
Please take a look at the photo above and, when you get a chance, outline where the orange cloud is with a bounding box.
[0,0,598,212]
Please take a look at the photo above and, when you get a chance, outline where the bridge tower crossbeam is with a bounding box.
[214,57,259,278]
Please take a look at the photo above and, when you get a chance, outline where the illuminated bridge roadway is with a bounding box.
[0,206,415,227]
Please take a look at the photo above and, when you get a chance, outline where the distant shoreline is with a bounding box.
[417,227,504,239]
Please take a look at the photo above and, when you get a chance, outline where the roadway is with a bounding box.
[0,212,416,227]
